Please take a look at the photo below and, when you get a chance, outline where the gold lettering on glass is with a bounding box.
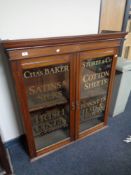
[80,56,113,131]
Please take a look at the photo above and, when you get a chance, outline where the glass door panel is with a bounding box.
[80,56,113,132]
[23,63,70,150]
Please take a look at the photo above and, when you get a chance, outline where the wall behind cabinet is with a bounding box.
[0,0,101,142]
[0,0,100,40]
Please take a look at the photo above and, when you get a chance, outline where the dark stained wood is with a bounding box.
[1,33,126,158]
[0,136,12,175]
[79,48,116,59]
[69,53,76,140]
[36,138,71,157]
[104,49,118,125]
[75,52,81,139]
[2,32,126,49]
[20,54,72,69]
[7,40,121,60]
[11,61,36,158]
[79,123,105,139]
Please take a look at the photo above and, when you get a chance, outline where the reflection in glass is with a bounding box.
[80,56,113,132]
[23,64,70,150]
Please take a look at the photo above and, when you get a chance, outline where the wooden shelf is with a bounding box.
[33,115,69,137]
[80,114,104,124]
[29,98,69,112]
[81,91,107,101]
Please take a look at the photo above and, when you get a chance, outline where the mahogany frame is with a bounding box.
[1,32,126,159]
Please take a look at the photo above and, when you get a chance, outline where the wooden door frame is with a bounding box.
[75,48,118,139]
[11,53,76,158]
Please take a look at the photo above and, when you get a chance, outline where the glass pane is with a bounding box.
[80,56,113,132]
[23,63,70,150]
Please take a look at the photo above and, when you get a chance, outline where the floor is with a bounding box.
[9,94,131,175]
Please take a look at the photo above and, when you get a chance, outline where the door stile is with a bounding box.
[69,54,76,140]
[75,52,81,139]
[11,61,36,158]
[104,48,118,125]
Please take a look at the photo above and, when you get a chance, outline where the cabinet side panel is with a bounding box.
[10,61,36,158]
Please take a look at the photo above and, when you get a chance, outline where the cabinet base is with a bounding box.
[31,123,107,161]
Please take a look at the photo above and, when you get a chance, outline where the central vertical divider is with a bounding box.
[75,52,81,139]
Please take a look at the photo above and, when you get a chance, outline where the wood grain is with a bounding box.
[2,32,126,49]
[100,0,126,32]
[1,33,126,158]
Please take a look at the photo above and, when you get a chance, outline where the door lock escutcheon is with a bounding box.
[71,101,80,110]
[76,101,79,109]
[71,102,75,111]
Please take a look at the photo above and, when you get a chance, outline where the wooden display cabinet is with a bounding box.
[1,33,126,159]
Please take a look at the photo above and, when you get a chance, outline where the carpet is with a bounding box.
[9,94,131,175]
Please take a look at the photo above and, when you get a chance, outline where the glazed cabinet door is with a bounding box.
[12,54,75,157]
[76,48,117,138]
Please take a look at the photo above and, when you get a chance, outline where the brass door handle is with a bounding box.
[71,102,75,111]
[76,101,79,109]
